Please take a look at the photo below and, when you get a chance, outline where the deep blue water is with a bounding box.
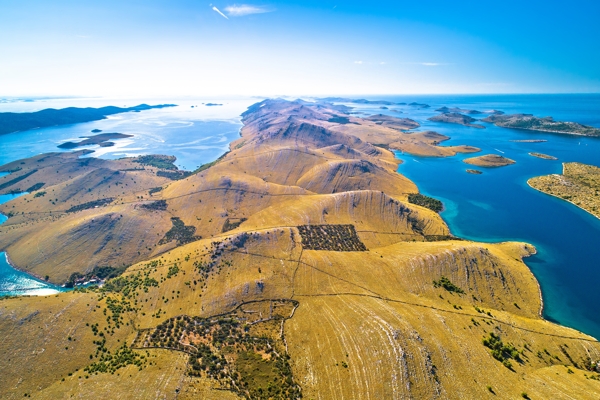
[346,94,600,339]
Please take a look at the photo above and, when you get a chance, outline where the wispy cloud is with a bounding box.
[354,61,363,64]
[211,5,229,19]
[224,4,274,17]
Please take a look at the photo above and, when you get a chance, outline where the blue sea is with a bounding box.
[1,94,600,341]
[344,94,600,340]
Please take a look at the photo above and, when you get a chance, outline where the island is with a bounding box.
[428,112,486,128]
[510,139,547,143]
[529,152,558,160]
[57,132,133,149]
[482,114,600,137]
[317,97,406,106]
[205,103,223,106]
[0,99,599,400]
[0,104,176,136]
[463,154,516,167]
[435,106,483,115]
[466,169,483,174]
[528,162,600,219]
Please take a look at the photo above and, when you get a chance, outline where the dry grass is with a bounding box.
[529,162,600,218]
[0,99,599,399]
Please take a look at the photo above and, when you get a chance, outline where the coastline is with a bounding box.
[526,177,600,223]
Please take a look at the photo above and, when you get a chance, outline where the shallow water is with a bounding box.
[0,97,254,171]
[0,192,66,296]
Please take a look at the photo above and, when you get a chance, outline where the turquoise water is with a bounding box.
[345,94,600,339]
[0,192,66,296]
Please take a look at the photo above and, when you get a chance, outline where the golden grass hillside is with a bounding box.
[528,162,600,219]
[0,99,599,399]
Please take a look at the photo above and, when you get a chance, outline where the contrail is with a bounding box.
[212,5,228,19]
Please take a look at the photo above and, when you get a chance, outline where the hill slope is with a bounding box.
[0,99,599,399]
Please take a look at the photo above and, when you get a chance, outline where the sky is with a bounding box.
[1,0,599,96]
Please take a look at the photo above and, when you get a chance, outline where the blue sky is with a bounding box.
[1,0,599,96]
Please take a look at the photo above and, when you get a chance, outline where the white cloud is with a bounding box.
[224,4,273,17]
[211,5,229,19]
[354,61,363,64]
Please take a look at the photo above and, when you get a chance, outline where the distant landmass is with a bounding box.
[318,97,406,105]
[482,114,600,137]
[0,104,176,136]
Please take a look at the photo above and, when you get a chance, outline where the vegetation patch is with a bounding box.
[133,154,178,170]
[408,193,443,213]
[148,186,163,195]
[156,170,192,180]
[33,191,46,198]
[433,276,465,294]
[193,151,229,174]
[222,217,248,233]
[298,224,367,251]
[66,197,114,213]
[132,300,301,399]
[140,200,168,211]
[482,332,521,369]
[159,217,201,245]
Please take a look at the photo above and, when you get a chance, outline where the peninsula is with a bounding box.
[0,104,176,136]
[0,99,599,399]
[528,162,600,219]
[483,114,600,137]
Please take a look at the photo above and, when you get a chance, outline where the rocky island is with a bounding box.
[0,99,599,399]
[528,162,600,219]
[483,114,600,137]
[529,152,558,160]
[428,112,485,128]
[463,154,516,167]
[435,106,483,115]
[57,132,133,149]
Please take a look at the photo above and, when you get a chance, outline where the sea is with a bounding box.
[1,94,599,341]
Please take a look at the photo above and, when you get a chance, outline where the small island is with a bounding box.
[57,132,133,149]
[205,103,223,106]
[482,114,600,137]
[463,154,516,167]
[428,112,485,129]
[435,106,482,115]
[529,152,557,160]
[528,162,600,219]
[466,169,483,174]
[510,139,547,143]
